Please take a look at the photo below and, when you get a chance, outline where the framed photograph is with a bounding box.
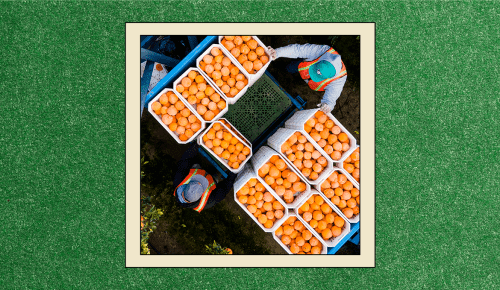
[126,23,375,267]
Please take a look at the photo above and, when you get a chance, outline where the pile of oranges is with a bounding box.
[303,110,351,161]
[202,122,251,170]
[275,216,323,254]
[151,91,203,141]
[199,46,248,99]
[280,131,329,182]
[236,178,286,229]
[297,194,346,241]
[343,147,360,183]
[221,36,269,75]
[175,69,226,122]
[257,154,307,205]
[219,119,248,147]
[319,171,360,219]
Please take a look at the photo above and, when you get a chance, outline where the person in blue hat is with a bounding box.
[267,43,347,113]
[173,143,237,212]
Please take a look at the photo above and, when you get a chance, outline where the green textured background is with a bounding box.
[1,1,499,289]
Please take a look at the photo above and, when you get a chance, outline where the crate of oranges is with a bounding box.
[197,44,251,105]
[219,36,271,86]
[267,128,334,186]
[341,145,360,186]
[316,168,360,224]
[273,211,327,254]
[218,118,251,148]
[250,146,310,209]
[173,67,228,122]
[199,120,252,173]
[234,164,289,232]
[285,109,357,163]
[148,88,205,144]
[295,190,351,248]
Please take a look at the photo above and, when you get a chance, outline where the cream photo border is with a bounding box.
[126,23,375,267]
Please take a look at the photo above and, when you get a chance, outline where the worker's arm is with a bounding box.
[203,172,237,210]
[272,44,331,61]
[173,143,200,188]
[320,75,348,111]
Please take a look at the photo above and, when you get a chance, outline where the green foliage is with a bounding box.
[205,240,232,255]
[141,195,163,255]
[140,155,148,179]
[328,36,339,46]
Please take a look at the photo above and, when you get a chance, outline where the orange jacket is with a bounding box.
[298,48,347,91]
[174,169,216,213]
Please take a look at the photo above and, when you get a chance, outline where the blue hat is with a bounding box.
[309,60,337,83]
[177,174,209,203]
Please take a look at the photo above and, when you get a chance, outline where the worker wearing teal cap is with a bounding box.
[267,44,347,113]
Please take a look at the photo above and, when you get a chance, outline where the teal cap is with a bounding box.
[309,61,336,82]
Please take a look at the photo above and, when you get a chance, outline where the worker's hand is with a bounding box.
[317,103,332,113]
[267,46,277,60]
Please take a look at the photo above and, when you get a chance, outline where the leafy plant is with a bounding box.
[141,195,163,254]
[140,156,149,179]
[327,36,339,46]
[205,240,232,255]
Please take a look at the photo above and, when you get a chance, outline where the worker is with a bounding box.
[267,43,347,113]
[173,142,237,212]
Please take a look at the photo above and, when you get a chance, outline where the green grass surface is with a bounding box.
[1,1,499,289]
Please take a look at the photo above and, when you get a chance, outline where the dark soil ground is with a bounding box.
[140,35,360,255]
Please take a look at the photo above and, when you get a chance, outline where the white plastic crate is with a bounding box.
[172,67,228,123]
[148,88,206,144]
[218,118,251,148]
[314,167,360,224]
[339,145,360,187]
[233,164,289,233]
[267,127,334,186]
[284,108,357,164]
[197,120,252,174]
[218,35,272,87]
[272,210,328,255]
[250,146,310,209]
[294,189,351,248]
[196,44,250,105]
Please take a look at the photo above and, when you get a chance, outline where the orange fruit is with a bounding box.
[264,220,273,229]
[322,228,333,240]
[321,203,332,214]
[238,195,248,204]
[311,246,321,254]
[258,214,268,224]
[260,55,269,64]
[331,226,342,237]
[255,46,265,56]
[253,60,263,71]
[338,132,348,143]
[325,213,335,224]
[295,236,305,247]
[294,221,304,231]
[275,226,283,236]
[302,211,312,222]
[247,204,257,213]
[343,208,354,218]
[313,211,324,221]
[281,235,291,245]
[334,216,345,228]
